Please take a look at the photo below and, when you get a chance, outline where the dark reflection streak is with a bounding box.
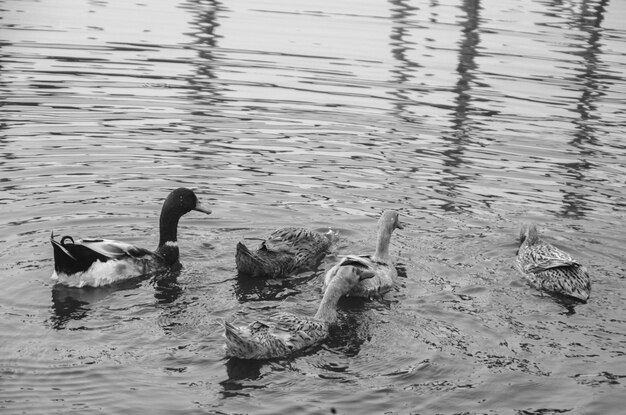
[0,44,13,137]
[387,0,421,124]
[452,0,480,137]
[440,0,481,212]
[387,0,482,213]
[550,0,608,218]
[184,0,224,132]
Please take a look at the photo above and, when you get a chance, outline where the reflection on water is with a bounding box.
[325,301,376,358]
[557,0,607,219]
[50,280,140,329]
[49,267,183,329]
[1,0,626,413]
[233,274,309,303]
[222,357,265,386]
[153,274,185,304]
[50,287,91,330]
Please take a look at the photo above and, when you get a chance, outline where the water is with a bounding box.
[1,0,625,413]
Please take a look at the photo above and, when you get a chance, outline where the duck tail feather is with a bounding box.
[50,234,111,275]
[235,241,271,277]
[224,320,239,333]
[223,321,255,357]
[50,233,78,263]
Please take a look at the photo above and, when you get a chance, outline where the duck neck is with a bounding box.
[155,208,183,266]
[155,217,180,266]
[158,210,181,248]
[373,227,392,263]
[314,286,343,323]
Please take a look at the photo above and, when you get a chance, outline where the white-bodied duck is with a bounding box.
[224,263,375,359]
[323,210,403,298]
[517,223,591,302]
[50,188,211,287]
[236,227,335,278]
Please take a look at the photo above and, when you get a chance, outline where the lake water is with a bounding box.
[1,0,625,413]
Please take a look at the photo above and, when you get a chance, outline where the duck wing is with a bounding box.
[524,258,580,274]
[533,264,591,302]
[79,238,153,259]
[51,233,153,275]
[518,241,591,302]
[337,254,377,268]
[274,313,327,339]
[263,228,327,253]
[323,256,373,282]
[224,314,327,359]
[237,228,332,278]
[521,242,580,273]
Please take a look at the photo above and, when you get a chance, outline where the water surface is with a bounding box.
[1,0,625,413]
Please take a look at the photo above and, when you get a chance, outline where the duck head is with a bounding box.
[316,265,376,322]
[158,188,211,250]
[380,210,403,232]
[519,223,539,245]
[330,264,375,294]
[164,187,212,216]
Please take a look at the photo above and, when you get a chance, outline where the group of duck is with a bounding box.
[50,188,592,360]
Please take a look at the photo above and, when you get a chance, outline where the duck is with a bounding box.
[323,210,403,298]
[516,223,591,302]
[223,262,375,359]
[235,227,336,278]
[50,188,211,288]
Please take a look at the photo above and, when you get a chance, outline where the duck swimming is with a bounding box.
[50,188,211,287]
[516,223,591,302]
[323,210,403,299]
[224,263,375,359]
[235,227,335,278]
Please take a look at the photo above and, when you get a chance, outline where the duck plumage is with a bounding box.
[323,210,403,298]
[236,227,335,278]
[50,188,211,287]
[224,265,375,360]
[516,223,591,302]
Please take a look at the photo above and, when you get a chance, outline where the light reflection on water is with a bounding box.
[1,0,625,413]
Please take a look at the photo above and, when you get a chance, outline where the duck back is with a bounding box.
[517,225,591,302]
[224,316,328,359]
[236,227,333,278]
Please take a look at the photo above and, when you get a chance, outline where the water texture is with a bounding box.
[1,0,625,413]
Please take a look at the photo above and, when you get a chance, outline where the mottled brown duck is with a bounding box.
[236,227,335,278]
[517,223,591,302]
[224,264,374,360]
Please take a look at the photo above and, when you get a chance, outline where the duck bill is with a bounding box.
[358,269,376,281]
[194,201,212,215]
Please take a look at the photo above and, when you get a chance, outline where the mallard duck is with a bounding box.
[50,188,211,287]
[323,210,403,298]
[235,227,335,278]
[224,262,375,359]
[516,223,591,302]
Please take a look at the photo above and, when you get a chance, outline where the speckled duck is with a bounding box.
[516,223,591,302]
[50,188,211,287]
[235,227,335,278]
[224,263,375,359]
[323,210,403,299]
